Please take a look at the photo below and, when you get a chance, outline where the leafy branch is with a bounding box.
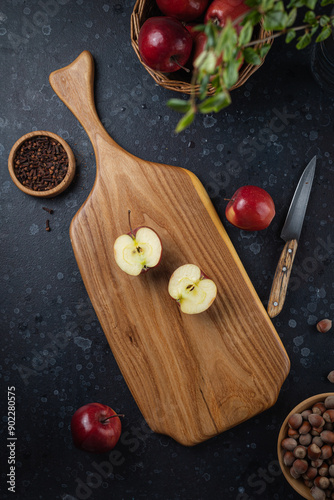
[168,0,334,132]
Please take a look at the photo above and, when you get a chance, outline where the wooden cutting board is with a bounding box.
[49,51,290,446]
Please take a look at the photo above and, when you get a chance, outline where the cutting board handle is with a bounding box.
[49,50,120,154]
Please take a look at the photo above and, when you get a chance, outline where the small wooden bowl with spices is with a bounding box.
[8,130,76,198]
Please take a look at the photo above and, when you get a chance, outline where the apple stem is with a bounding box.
[171,56,190,73]
[128,209,134,236]
[101,414,125,423]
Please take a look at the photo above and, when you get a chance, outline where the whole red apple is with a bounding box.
[71,403,123,453]
[138,17,193,73]
[205,0,250,31]
[156,0,210,22]
[225,186,275,231]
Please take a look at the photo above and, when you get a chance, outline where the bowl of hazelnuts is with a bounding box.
[278,394,334,500]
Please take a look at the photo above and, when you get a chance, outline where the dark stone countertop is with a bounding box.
[0,1,333,499]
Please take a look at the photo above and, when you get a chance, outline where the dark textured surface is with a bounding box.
[0,1,333,499]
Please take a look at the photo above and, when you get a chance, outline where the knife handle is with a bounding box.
[267,239,298,318]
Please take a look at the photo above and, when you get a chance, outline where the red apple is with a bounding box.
[138,17,193,73]
[205,0,250,31]
[225,186,275,231]
[114,211,163,276]
[71,403,123,453]
[156,0,210,22]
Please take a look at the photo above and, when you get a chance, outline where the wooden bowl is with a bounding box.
[277,393,334,499]
[130,0,273,95]
[8,130,76,198]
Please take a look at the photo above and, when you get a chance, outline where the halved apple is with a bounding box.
[114,212,162,276]
[168,264,217,314]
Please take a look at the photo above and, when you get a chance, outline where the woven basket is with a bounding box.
[131,0,272,95]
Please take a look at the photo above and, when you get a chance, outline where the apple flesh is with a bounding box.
[156,0,210,22]
[114,225,162,276]
[138,17,193,73]
[71,403,123,453]
[225,185,275,231]
[168,264,217,314]
[205,0,250,32]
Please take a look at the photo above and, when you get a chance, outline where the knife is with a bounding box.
[267,156,317,318]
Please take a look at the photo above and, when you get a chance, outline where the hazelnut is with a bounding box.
[304,478,314,488]
[309,414,326,428]
[316,319,332,333]
[313,402,327,415]
[324,410,334,424]
[312,459,324,468]
[302,409,313,420]
[321,444,333,460]
[282,437,298,451]
[288,413,303,430]
[300,433,312,446]
[314,476,330,490]
[289,465,301,479]
[292,458,309,475]
[300,421,312,434]
[319,462,329,477]
[283,450,296,467]
[325,396,334,409]
[313,436,324,448]
[321,431,334,444]
[288,427,299,439]
[293,445,307,459]
[324,422,334,431]
[329,464,334,477]
[308,443,322,460]
[304,466,318,480]
[328,371,334,384]
[310,485,326,500]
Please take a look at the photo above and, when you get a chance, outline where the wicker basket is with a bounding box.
[131,0,272,95]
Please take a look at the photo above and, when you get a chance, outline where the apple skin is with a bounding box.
[205,0,250,31]
[156,0,210,22]
[225,185,275,231]
[71,403,122,453]
[138,17,193,73]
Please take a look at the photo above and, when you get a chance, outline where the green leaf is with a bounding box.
[316,26,333,42]
[296,32,312,49]
[285,29,297,43]
[320,15,331,27]
[286,7,297,27]
[260,0,276,11]
[321,0,334,6]
[223,59,240,88]
[198,92,231,113]
[263,10,289,30]
[216,22,238,60]
[301,0,317,8]
[197,50,217,74]
[259,43,272,57]
[303,10,317,24]
[243,10,262,26]
[238,21,254,46]
[175,109,195,133]
[243,47,262,65]
[200,74,211,99]
[167,99,191,114]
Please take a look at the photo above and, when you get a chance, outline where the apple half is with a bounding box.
[114,213,162,276]
[168,264,217,314]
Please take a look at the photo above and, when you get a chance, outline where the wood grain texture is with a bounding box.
[49,51,290,446]
[267,239,298,318]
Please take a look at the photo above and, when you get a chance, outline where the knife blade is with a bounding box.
[267,156,317,318]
